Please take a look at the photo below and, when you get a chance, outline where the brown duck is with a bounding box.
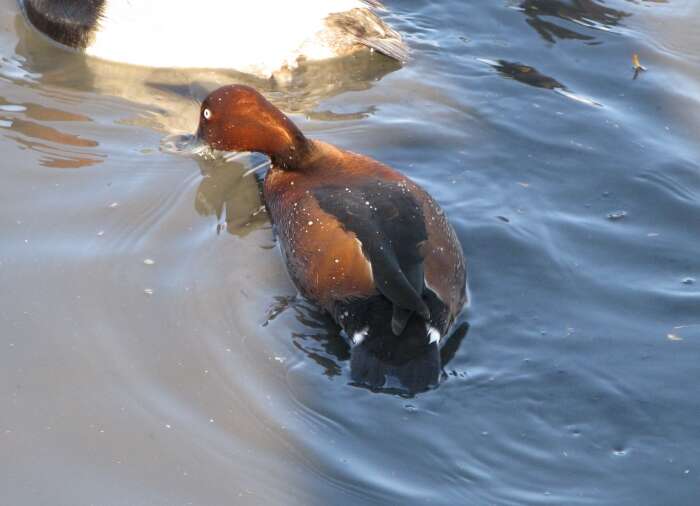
[196,85,467,346]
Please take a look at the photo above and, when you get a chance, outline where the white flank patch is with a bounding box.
[353,237,373,281]
[352,327,369,346]
[426,325,441,344]
[87,0,369,77]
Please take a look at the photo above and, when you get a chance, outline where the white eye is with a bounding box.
[203,108,212,120]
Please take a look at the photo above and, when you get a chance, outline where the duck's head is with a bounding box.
[196,85,309,168]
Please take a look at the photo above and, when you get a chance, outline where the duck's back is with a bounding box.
[264,142,467,342]
[20,0,407,77]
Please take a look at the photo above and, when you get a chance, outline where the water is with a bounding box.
[1,0,699,504]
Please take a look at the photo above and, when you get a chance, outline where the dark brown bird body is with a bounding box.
[197,85,467,345]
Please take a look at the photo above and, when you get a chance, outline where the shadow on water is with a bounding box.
[516,0,631,43]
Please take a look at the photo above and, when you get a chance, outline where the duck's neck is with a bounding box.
[262,110,313,170]
[268,123,312,170]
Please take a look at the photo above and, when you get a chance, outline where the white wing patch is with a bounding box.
[353,236,373,283]
[352,327,369,346]
[426,325,441,344]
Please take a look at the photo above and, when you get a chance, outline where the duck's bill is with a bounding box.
[160,133,213,157]
[160,133,262,171]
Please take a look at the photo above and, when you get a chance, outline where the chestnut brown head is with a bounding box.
[196,85,309,168]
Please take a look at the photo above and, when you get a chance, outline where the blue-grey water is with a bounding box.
[1,0,699,504]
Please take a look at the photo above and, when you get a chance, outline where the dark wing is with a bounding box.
[313,181,429,335]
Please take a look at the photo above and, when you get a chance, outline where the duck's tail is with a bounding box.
[350,319,442,393]
[335,292,463,393]
[326,3,409,63]
[345,304,450,393]
[338,291,448,349]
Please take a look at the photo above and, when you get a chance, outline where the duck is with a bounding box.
[18,0,408,79]
[195,85,467,347]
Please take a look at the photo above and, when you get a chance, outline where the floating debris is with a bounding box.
[478,58,601,107]
[607,210,627,221]
[143,258,155,266]
[632,53,647,80]
[479,58,564,90]
[682,278,695,285]
[144,288,154,296]
[666,324,700,342]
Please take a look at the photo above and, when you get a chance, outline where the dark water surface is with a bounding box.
[1,0,699,504]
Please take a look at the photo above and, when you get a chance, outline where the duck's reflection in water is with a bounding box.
[193,156,270,237]
[268,295,468,396]
[265,296,350,378]
[517,0,630,43]
[0,112,104,168]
